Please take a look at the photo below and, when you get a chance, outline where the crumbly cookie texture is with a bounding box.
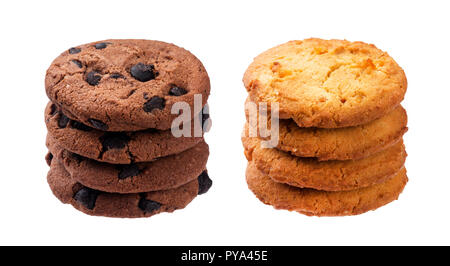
[46,39,210,131]
[47,135,209,194]
[47,160,201,218]
[246,162,408,216]
[245,101,408,161]
[45,102,207,164]
[243,38,407,128]
[242,136,406,191]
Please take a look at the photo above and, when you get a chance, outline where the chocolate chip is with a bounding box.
[70,120,93,131]
[199,106,211,131]
[58,113,70,128]
[130,63,156,82]
[86,71,102,86]
[45,153,53,166]
[100,132,130,151]
[71,60,82,68]
[88,118,108,131]
[110,73,124,79]
[68,47,81,54]
[117,164,140,179]
[94,42,109,49]
[198,171,212,195]
[138,196,162,213]
[143,96,165,112]
[143,92,149,99]
[73,187,99,210]
[49,104,57,116]
[202,112,210,129]
[169,86,188,96]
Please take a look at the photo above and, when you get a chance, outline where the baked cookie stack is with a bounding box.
[44,40,212,218]
[242,39,408,216]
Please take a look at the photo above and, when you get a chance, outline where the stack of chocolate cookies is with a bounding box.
[242,39,408,216]
[44,39,212,218]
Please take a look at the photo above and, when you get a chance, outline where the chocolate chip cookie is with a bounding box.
[45,102,209,164]
[47,160,212,218]
[242,136,406,191]
[243,38,407,128]
[246,162,408,216]
[47,135,209,193]
[46,39,210,131]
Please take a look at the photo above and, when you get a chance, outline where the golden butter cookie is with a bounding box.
[243,38,407,128]
[242,136,406,191]
[246,162,408,216]
[245,101,408,161]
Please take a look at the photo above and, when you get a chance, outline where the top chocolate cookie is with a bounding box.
[243,38,407,128]
[46,39,210,131]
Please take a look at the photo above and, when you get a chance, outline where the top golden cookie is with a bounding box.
[243,38,407,128]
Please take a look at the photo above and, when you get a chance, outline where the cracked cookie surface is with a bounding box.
[243,38,407,128]
[242,136,406,191]
[47,159,202,218]
[47,136,209,193]
[45,102,208,164]
[46,39,210,131]
[246,162,408,216]
[245,99,407,161]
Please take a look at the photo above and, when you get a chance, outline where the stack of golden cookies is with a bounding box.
[242,39,408,216]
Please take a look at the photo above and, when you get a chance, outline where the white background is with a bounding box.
[0,0,449,245]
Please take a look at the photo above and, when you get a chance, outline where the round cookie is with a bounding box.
[47,160,212,218]
[47,135,209,193]
[45,39,210,131]
[242,136,406,191]
[45,102,210,164]
[246,162,408,216]
[245,101,408,161]
[243,38,407,128]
